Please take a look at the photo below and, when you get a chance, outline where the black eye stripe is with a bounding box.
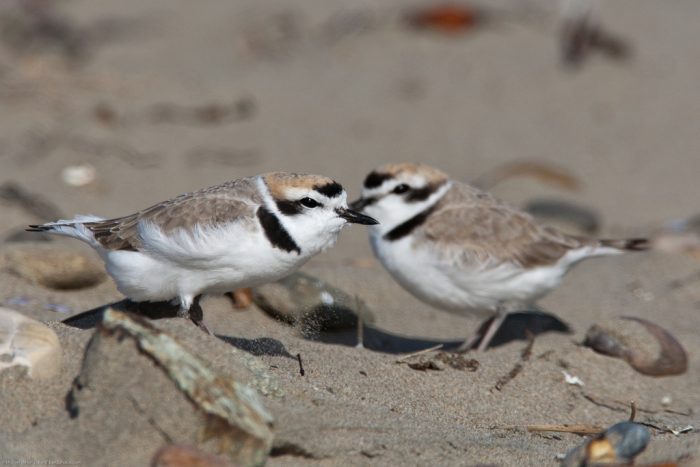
[276,199,302,215]
[405,185,434,202]
[393,184,410,194]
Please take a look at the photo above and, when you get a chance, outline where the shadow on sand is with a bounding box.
[310,310,572,354]
[62,302,571,355]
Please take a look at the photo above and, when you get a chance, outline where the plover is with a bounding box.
[28,172,377,333]
[350,162,648,351]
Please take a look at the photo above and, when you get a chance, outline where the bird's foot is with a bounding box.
[225,288,253,310]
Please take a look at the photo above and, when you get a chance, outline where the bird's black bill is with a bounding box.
[349,197,375,211]
[337,208,378,225]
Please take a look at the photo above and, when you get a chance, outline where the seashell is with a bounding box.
[562,422,650,466]
[61,163,97,187]
[584,317,687,376]
[252,271,375,334]
[0,307,62,379]
[1,243,107,290]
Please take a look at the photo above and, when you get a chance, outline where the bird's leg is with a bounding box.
[456,307,509,353]
[187,295,213,336]
[225,288,253,310]
[475,310,508,352]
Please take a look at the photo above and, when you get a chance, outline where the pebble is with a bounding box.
[1,243,107,290]
[61,163,97,187]
[0,307,62,380]
[584,317,687,376]
[252,271,375,334]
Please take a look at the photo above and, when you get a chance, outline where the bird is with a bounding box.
[350,162,648,351]
[28,172,377,333]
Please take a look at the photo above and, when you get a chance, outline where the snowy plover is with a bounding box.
[350,163,648,351]
[28,172,377,333]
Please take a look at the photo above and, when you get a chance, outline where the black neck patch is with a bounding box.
[257,206,301,254]
[363,171,392,189]
[313,181,343,198]
[384,205,436,242]
[275,199,302,216]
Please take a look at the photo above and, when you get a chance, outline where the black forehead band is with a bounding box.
[363,171,392,189]
[314,181,343,198]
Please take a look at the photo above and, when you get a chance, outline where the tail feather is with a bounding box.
[26,216,105,247]
[26,224,52,232]
[598,237,650,252]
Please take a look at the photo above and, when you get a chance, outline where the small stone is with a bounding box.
[561,422,650,466]
[434,352,479,371]
[0,307,62,379]
[61,163,97,187]
[407,360,443,371]
[584,317,687,376]
[152,444,238,467]
[1,243,107,290]
[252,271,375,334]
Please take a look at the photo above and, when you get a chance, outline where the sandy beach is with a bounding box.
[1,0,699,465]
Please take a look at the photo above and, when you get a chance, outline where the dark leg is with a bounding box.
[188,295,213,335]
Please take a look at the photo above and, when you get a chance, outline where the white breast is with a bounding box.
[370,234,578,316]
[104,220,313,303]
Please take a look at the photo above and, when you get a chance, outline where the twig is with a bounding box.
[395,344,443,363]
[355,295,364,349]
[629,401,637,422]
[581,391,691,417]
[492,331,535,392]
[638,422,694,435]
[296,353,305,376]
[526,424,603,435]
[521,329,535,360]
[581,392,629,414]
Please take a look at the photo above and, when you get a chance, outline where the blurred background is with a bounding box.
[1,0,699,266]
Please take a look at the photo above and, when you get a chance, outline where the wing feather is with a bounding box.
[84,178,261,251]
[418,184,588,268]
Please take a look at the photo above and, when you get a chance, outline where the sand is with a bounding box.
[0,0,699,465]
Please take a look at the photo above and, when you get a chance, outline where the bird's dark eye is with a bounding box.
[393,184,410,194]
[299,197,320,208]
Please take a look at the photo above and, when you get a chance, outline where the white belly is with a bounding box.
[371,235,568,316]
[103,222,311,304]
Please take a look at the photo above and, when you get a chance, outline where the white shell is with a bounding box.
[0,308,62,379]
[61,164,97,187]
